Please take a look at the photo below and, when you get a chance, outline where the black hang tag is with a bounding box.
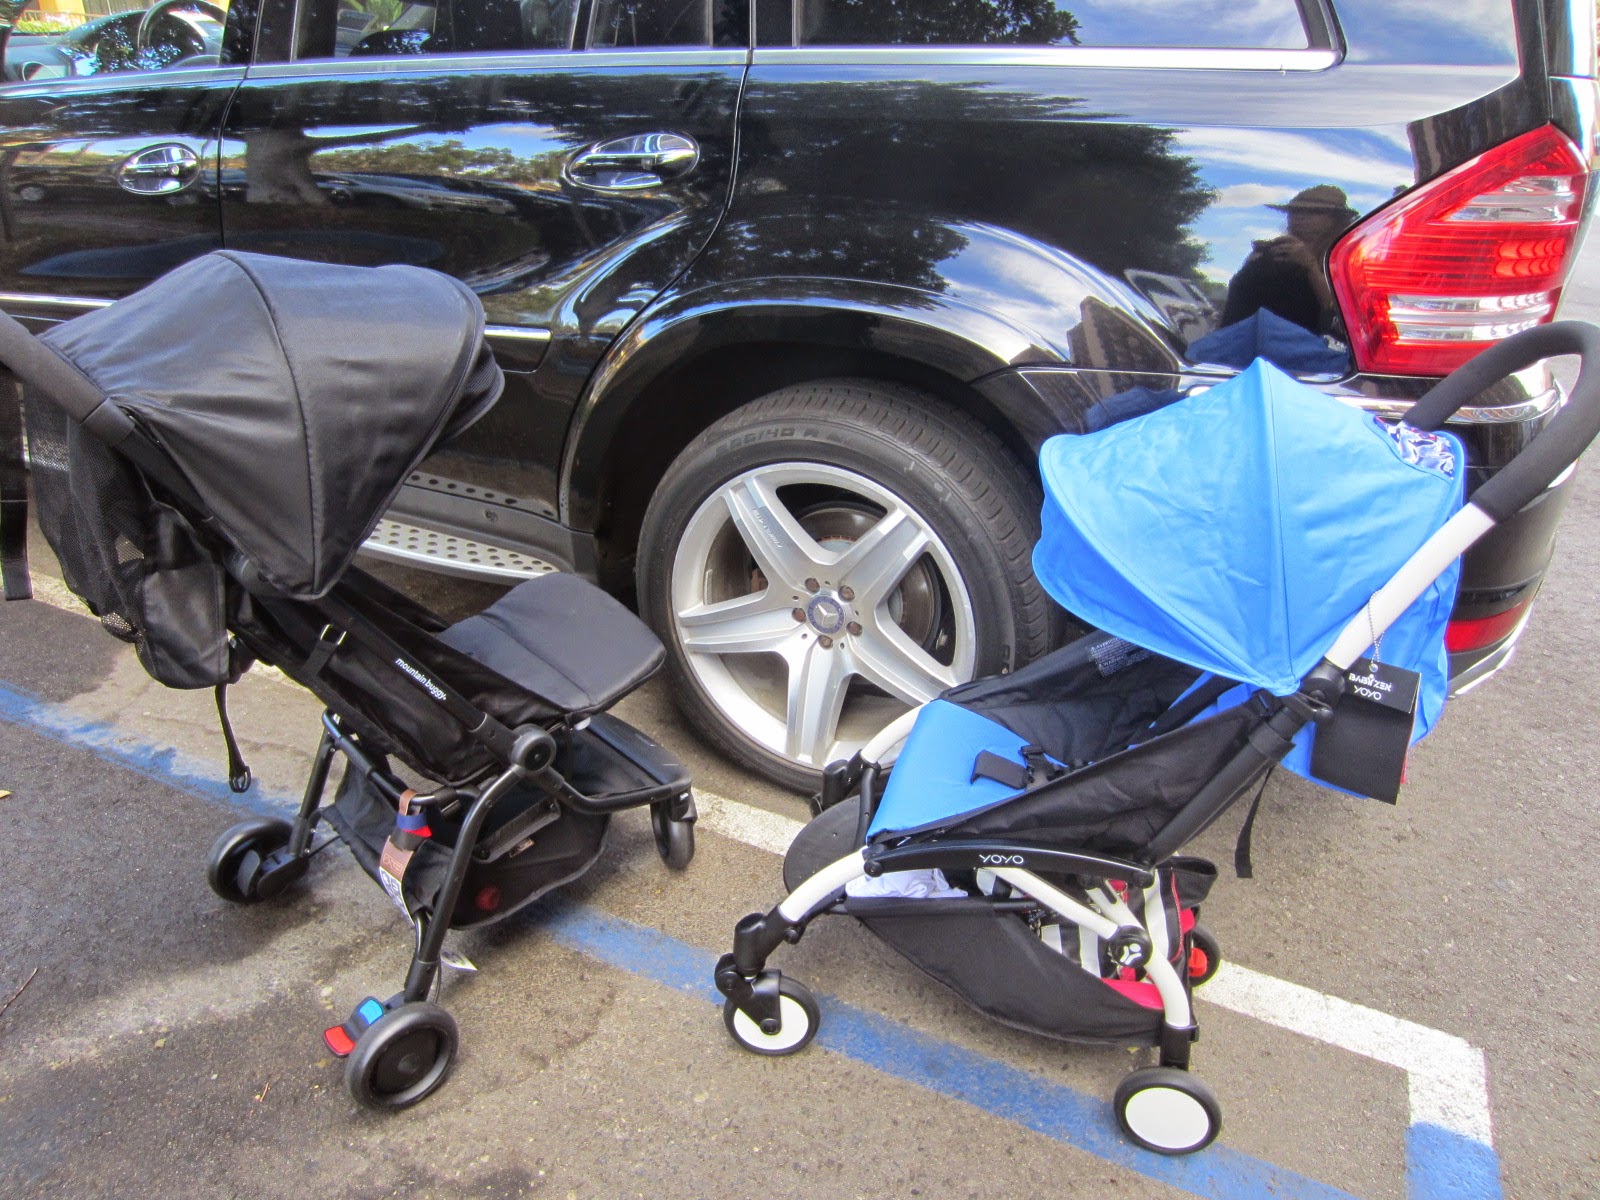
[1344,659,1420,715]
[1308,659,1421,804]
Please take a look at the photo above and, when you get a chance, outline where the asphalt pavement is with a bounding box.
[3,242,1600,1199]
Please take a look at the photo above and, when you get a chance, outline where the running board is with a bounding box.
[359,518,558,582]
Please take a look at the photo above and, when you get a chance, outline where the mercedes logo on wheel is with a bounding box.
[806,595,846,634]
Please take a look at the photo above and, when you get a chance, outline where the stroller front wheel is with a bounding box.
[1114,1066,1222,1155]
[723,978,819,1056]
[345,1001,459,1110]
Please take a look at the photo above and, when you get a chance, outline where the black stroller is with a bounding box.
[0,251,697,1109]
[715,322,1600,1154]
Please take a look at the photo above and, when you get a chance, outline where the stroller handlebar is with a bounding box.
[1403,320,1600,522]
[0,306,134,442]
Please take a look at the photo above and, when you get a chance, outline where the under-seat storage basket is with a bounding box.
[857,857,1217,1046]
[325,711,690,929]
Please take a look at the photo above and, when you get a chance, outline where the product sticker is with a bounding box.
[378,836,416,921]
[1090,637,1152,677]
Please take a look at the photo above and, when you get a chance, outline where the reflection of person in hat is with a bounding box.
[1220,185,1360,335]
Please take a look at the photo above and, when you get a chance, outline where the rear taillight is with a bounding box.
[1330,125,1590,376]
[1445,598,1533,653]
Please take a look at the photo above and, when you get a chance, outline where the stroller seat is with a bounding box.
[439,572,664,716]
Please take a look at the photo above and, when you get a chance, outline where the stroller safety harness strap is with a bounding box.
[0,370,30,602]
[971,749,1031,790]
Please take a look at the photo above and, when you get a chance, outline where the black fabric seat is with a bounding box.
[438,572,664,717]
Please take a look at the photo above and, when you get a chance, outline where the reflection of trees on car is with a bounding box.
[811,0,1080,45]
[735,79,1214,283]
[317,138,558,187]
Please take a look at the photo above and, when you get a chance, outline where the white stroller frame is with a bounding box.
[715,321,1600,1155]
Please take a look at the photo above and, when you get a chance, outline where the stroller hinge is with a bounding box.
[730,909,794,972]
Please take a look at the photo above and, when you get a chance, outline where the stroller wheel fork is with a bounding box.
[715,954,820,1056]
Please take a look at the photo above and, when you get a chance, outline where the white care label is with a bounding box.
[377,861,412,919]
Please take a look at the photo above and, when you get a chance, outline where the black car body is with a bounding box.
[2,0,1595,789]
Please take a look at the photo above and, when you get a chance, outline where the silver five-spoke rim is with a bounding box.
[671,463,977,770]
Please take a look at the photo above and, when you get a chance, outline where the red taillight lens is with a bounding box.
[1330,125,1590,376]
[1445,600,1532,653]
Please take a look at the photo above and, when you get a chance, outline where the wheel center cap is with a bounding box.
[806,594,846,634]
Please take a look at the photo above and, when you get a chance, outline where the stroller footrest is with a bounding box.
[560,712,692,813]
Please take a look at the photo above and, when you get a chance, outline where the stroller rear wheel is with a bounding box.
[651,800,695,870]
[205,818,293,904]
[1187,923,1221,987]
[723,977,819,1056]
[1114,1066,1222,1155]
[345,1001,459,1110]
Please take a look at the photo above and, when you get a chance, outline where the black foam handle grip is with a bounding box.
[1402,321,1600,522]
[0,306,127,434]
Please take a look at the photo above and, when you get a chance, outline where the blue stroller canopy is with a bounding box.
[1034,358,1464,698]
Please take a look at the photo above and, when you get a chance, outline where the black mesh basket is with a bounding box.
[25,398,233,689]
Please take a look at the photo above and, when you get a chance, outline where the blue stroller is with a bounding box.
[715,322,1600,1154]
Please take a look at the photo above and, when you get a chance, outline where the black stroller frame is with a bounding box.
[716,321,1600,1154]
[0,251,697,1110]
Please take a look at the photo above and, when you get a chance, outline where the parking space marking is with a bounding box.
[0,668,1504,1198]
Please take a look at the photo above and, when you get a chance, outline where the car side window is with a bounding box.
[2,0,235,81]
[793,0,1310,50]
[296,0,579,58]
[588,0,713,47]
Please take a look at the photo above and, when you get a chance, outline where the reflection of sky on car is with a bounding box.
[1342,0,1519,64]
[1065,0,1307,49]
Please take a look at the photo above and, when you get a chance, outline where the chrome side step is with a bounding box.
[360,518,559,582]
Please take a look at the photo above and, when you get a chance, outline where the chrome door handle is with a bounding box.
[116,143,202,195]
[566,133,699,190]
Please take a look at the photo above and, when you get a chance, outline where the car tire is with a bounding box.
[637,378,1053,791]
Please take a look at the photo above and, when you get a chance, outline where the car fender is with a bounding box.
[560,216,1184,528]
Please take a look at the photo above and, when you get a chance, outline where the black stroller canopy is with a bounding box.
[37,251,503,598]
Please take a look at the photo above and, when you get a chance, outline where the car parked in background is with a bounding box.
[1,0,1595,790]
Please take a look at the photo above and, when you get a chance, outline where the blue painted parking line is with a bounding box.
[0,677,1501,1199]
[536,898,1362,1200]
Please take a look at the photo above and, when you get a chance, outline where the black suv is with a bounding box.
[1,0,1594,789]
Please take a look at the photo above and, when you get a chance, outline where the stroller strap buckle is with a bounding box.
[970,749,1032,791]
[971,744,1068,792]
[303,624,348,678]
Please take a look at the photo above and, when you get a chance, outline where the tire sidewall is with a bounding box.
[638,387,1038,788]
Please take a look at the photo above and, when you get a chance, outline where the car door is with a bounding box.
[0,0,254,323]
[218,0,746,553]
